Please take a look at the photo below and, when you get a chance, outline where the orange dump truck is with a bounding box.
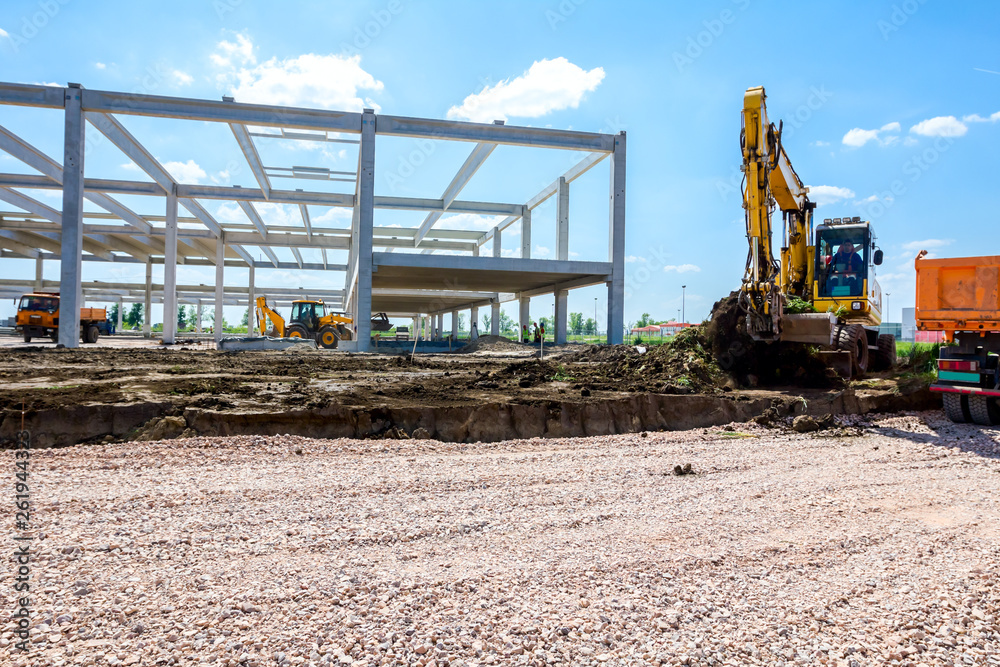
[914,251,1000,424]
[15,292,107,344]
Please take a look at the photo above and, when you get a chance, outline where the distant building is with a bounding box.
[879,322,902,340]
[901,307,916,342]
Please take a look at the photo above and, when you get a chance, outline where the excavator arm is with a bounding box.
[255,296,285,337]
[740,86,815,339]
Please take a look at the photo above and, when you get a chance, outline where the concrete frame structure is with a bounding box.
[0,82,626,349]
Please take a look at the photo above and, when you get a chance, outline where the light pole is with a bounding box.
[885,292,891,324]
[681,285,687,323]
[594,297,598,339]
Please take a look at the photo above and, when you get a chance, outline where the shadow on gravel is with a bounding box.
[868,420,1000,460]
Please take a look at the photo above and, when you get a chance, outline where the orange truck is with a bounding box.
[914,251,1000,424]
[15,292,108,344]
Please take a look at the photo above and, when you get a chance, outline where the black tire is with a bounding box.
[286,324,309,340]
[317,325,339,349]
[23,332,31,343]
[83,324,100,344]
[835,324,869,377]
[871,334,896,372]
[968,395,1000,426]
[943,394,970,423]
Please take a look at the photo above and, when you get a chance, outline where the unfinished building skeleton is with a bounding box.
[0,82,626,349]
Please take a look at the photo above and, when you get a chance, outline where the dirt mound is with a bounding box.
[460,335,528,354]
[706,291,838,388]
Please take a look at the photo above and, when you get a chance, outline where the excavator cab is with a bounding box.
[813,218,884,323]
[290,300,326,332]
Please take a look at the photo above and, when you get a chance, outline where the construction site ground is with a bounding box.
[0,334,938,448]
[6,412,1000,666]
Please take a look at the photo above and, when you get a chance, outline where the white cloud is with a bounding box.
[807,185,856,206]
[534,245,551,257]
[663,264,701,274]
[211,33,256,68]
[446,57,605,123]
[625,255,647,263]
[33,82,61,87]
[842,121,900,148]
[0,28,8,39]
[902,238,953,252]
[163,159,207,184]
[95,62,106,70]
[171,69,193,86]
[909,115,967,138]
[436,213,498,232]
[120,162,142,173]
[962,111,1000,123]
[220,51,383,112]
[810,140,830,147]
[903,136,918,146]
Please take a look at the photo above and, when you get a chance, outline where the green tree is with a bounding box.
[458,313,467,332]
[569,312,584,335]
[538,316,553,336]
[125,303,143,328]
[584,317,597,335]
[482,313,491,332]
[636,312,654,327]
[177,305,187,330]
[499,312,516,334]
[109,303,119,326]
[241,308,249,327]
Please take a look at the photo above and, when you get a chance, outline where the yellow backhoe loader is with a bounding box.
[255,296,353,349]
[738,86,895,377]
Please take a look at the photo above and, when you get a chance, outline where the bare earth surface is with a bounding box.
[5,411,999,666]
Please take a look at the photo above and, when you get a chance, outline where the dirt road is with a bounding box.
[7,412,999,666]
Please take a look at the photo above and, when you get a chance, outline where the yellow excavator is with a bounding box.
[739,85,895,376]
[255,296,353,349]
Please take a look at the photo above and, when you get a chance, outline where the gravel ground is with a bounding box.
[5,411,1000,667]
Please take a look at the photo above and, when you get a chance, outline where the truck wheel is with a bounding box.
[968,395,1000,426]
[871,334,896,371]
[23,332,31,343]
[286,324,308,340]
[318,326,339,349]
[835,324,869,377]
[943,394,970,423]
[84,324,100,344]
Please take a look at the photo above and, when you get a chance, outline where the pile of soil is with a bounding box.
[705,291,837,388]
[460,335,529,354]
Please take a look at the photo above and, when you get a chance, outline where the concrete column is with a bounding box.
[491,301,500,336]
[521,207,531,259]
[196,300,203,334]
[435,314,443,341]
[422,315,429,340]
[519,297,530,342]
[412,315,419,339]
[59,83,85,348]
[492,227,502,258]
[34,257,43,292]
[470,306,479,335]
[247,264,256,335]
[355,108,376,351]
[162,189,178,344]
[472,244,479,257]
[143,261,152,338]
[607,131,626,344]
[557,176,569,261]
[215,237,225,344]
[450,311,458,340]
[554,288,568,344]
[116,297,123,333]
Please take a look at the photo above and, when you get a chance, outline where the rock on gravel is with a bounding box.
[6,411,1000,666]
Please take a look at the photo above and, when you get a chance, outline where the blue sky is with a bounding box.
[1,0,998,329]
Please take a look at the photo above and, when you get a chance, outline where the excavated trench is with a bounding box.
[3,383,938,448]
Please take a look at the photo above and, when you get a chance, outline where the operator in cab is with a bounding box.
[833,241,864,274]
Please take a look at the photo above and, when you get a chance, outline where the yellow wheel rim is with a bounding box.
[322,331,336,346]
[288,330,303,338]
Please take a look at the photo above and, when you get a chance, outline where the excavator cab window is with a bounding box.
[816,226,869,298]
[290,302,322,331]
